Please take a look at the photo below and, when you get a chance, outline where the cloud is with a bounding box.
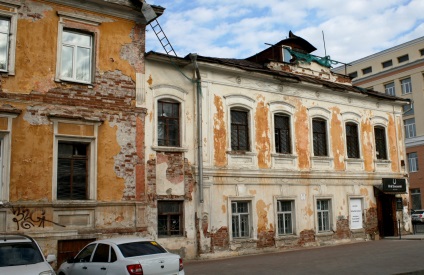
[147,0,424,63]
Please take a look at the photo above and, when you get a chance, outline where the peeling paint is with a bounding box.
[255,95,271,168]
[294,101,310,169]
[387,114,399,172]
[213,95,227,167]
[329,107,345,170]
[256,200,269,233]
[361,113,374,172]
[147,75,153,86]
[221,204,226,214]
[360,187,369,196]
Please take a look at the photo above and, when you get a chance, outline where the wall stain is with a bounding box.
[294,101,310,169]
[361,112,374,172]
[387,114,399,172]
[256,200,269,233]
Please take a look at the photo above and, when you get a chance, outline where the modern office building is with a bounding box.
[333,37,424,210]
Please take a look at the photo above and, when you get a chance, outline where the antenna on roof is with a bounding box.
[322,30,327,57]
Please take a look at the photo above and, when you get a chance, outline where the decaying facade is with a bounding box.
[0,0,164,267]
[144,32,411,259]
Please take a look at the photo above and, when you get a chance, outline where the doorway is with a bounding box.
[375,187,398,237]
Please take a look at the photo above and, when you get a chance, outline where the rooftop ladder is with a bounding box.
[150,19,177,57]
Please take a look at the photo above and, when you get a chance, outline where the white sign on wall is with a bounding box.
[350,198,363,229]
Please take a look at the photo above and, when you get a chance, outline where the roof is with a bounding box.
[146,51,409,103]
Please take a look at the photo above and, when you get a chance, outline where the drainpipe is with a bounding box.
[189,53,204,203]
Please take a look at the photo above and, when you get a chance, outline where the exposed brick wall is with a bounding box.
[407,145,424,207]
[365,207,378,235]
[211,226,229,248]
[335,218,350,239]
[298,229,315,245]
[257,230,275,248]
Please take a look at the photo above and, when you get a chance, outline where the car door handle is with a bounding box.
[101,267,107,270]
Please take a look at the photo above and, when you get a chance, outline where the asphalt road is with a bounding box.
[184,240,424,275]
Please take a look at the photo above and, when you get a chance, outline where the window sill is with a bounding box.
[271,153,296,159]
[374,159,391,163]
[345,158,364,163]
[152,146,188,152]
[55,78,94,87]
[226,151,256,156]
[275,234,297,240]
[316,231,334,237]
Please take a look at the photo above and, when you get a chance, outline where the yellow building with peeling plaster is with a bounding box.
[144,31,411,259]
[0,0,166,268]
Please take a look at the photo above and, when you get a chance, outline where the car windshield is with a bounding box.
[414,210,424,214]
[0,242,44,267]
[118,241,166,258]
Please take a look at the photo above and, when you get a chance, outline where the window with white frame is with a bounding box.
[157,100,180,147]
[0,17,10,71]
[404,118,416,139]
[60,30,93,83]
[274,114,291,154]
[231,109,250,151]
[403,103,414,116]
[231,201,250,238]
[401,78,412,95]
[0,3,18,75]
[408,152,418,172]
[346,122,360,159]
[277,200,294,235]
[282,46,292,62]
[312,118,328,156]
[374,126,387,160]
[317,199,331,232]
[384,82,395,96]
[0,137,3,197]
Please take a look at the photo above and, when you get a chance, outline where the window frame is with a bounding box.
[157,200,184,237]
[274,113,292,154]
[315,198,333,233]
[384,82,395,96]
[381,60,393,69]
[59,29,93,84]
[397,54,409,63]
[52,119,99,201]
[157,99,180,147]
[404,118,416,139]
[345,122,360,159]
[231,200,251,239]
[55,12,100,84]
[408,152,418,173]
[401,78,412,95]
[374,126,388,160]
[348,71,358,79]
[230,108,250,151]
[276,199,295,235]
[362,67,372,75]
[0,2,19,75]
[0,114,16,201]
[312,118,328,157]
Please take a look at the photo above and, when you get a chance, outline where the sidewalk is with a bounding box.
[385,233,424,240]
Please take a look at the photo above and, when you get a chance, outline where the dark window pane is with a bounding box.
[313,119,327,156]
[275,114,291,154]
[118,242,166,257]
[158,101,180,147]
[92,244,109,263]
[231,110,249,151]
[382,60,392,68]
[346,123,359,158]
[374,127,387,159]
[57,142,88,200]
[157,201,183,236]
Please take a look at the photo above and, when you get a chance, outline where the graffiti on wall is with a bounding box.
[11,207,65,230]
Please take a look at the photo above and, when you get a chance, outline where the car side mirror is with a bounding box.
[46,254,56,263]
[66,257,75,264]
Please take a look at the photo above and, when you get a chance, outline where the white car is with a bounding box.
[0,234,56,275]
[57,237,184,275]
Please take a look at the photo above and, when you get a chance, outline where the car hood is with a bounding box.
[0,262,54,275]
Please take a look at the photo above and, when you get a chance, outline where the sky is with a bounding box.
[145,0,424,65]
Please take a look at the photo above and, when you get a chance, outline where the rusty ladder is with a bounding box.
[150,19,177,57]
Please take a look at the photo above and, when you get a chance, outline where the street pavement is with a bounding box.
[184,236,424,275]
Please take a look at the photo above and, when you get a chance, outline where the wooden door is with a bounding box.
[57,239,96,267]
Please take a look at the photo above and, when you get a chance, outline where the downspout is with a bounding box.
[190,53,204,203]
